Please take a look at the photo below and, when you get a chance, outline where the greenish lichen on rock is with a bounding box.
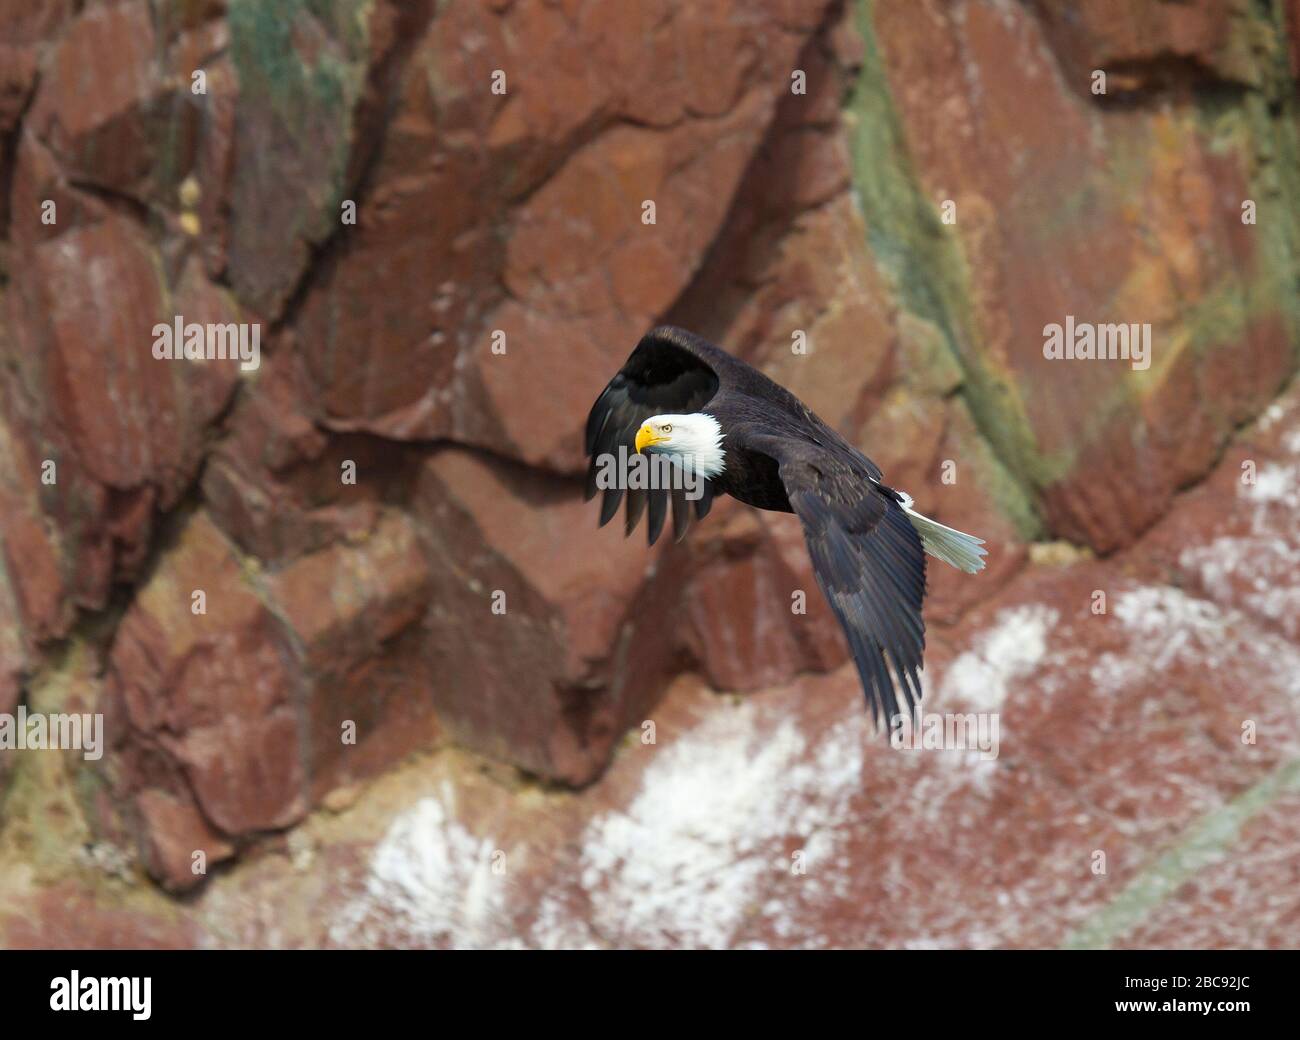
[225,0,374,317]
[844,0,1045,538]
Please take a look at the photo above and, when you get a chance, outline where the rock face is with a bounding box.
[0,0,1298,946]
[102,507,435,890]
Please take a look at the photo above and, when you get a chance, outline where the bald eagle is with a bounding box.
[585,325,986,726]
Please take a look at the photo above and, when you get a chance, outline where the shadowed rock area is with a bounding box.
[0,0,1297,947]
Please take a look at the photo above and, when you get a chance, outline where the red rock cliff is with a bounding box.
[0,0,1297,949]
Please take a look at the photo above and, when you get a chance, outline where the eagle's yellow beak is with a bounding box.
[635,424,662,453]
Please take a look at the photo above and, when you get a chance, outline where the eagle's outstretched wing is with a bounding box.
[584,327,728,544]
[746,430,928,727]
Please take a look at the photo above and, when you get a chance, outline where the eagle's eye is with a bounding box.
[662,424,672,433]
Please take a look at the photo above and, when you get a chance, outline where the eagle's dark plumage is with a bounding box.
[585,325,986,726]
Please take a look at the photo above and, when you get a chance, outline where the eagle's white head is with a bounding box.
[635,413,726,478]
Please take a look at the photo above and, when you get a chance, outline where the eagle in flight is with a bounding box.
[584,325,986,727]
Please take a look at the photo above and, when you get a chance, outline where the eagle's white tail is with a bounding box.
[897,492,987,574]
